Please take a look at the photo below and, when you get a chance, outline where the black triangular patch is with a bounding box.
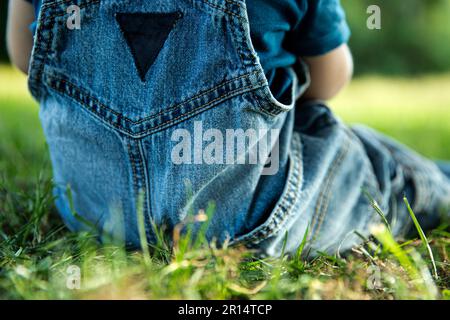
[116,12,182,81]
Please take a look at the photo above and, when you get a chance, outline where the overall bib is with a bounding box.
[28,0,450,256]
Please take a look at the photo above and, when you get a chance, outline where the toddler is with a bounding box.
[7,0,450,256]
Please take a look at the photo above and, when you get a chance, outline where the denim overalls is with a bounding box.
[28,0,450,256]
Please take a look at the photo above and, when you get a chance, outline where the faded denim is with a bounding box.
[28,0,450,257]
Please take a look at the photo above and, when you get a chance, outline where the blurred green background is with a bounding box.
[343,0,450,75]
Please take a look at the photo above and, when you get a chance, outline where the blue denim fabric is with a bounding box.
[437,161,450,180]
[28,0,450,257]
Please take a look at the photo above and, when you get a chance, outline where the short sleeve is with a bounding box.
[286,0,351,56]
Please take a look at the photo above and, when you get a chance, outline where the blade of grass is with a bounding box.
[136,192,151,267]
[371,224,437,299]
[403,196,438,280]
[295,224,310,262]
[363,190,392,233]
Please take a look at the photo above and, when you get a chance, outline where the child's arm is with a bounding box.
[6,0,35,74]
[285,0,352,101]
[302,43,353,101]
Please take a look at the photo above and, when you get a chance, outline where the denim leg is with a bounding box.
[284,102,388,255]
[352,126,450,237]
[247,102,450,257]
[436,161,450,180]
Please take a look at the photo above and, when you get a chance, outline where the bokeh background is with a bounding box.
[0,0,450,186]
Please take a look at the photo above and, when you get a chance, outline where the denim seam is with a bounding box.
[129,71,260,123]
[140,83,261,133]
[46,70,259,124]
[328,131,382,235]
[251,91,277,117]
[125,140,139,206]
[138,139,153,239]
[49,78,263,136]
[202,0,243,20]
[31,0,245,100]
[229,2,260,73]
[232,20,246,67]
[230,134,303,246]
[113,130,136,243]
[225,0,243,9]
[46,74,265,138]
[313,139,350,241]
[236,2,259,68]
[41,0,100,9]
[124,140,139,238]
[125,139,152,241]
[28,0,101,99]
[252,91,287,117]
[247,68,299,117]
[310,132,351,242]
[247,134,302,245]
[28,6,56,99]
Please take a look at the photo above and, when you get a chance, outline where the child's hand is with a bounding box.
[6,0,35,74]
[302,44,353,101]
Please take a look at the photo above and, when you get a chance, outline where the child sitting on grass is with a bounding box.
[7,0,450,256]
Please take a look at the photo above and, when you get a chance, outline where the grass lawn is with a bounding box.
[0,65,449,300]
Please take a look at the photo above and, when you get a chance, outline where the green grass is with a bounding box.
[0,65,449,300]
[332,74,450,160]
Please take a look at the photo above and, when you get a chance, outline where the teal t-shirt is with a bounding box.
[246,0,350,99]
[25,0,350,99]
